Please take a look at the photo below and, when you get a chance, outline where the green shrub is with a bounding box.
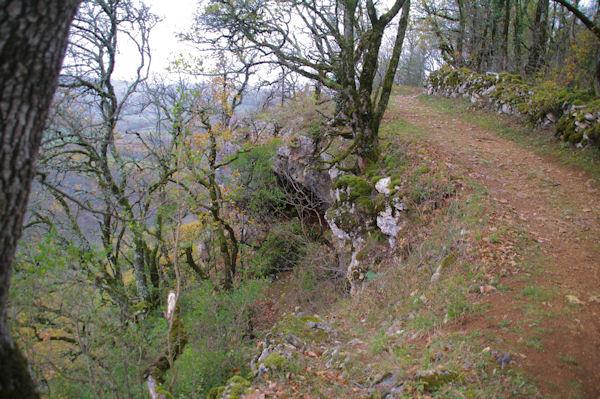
[171,279,267,397]
[232,143,286,220]
[251,222,308,277]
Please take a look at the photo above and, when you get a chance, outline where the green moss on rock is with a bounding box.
[497,72,522,84]
[272,314,329,343]
[441,252,458,269]
[334,175,373,198]
[373,194,387,214]
[226,375,251,398]
[261,353,290,370]
[207,386,225,399]
[428,66,600,148]
[326,206,362,231]
[390,173,403,187]
[371,175,384,185]
[416,369,458,391]
[332,174,375,214]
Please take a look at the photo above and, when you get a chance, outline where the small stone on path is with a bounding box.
[497,353,512,369]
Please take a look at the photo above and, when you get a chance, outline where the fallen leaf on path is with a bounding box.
[588,295,600,303]
[242,392,265,399]
[566,295,585,305]
[405,365,419,374]
[480,285,497,294]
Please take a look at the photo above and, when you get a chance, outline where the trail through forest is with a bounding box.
[394,93,600,398]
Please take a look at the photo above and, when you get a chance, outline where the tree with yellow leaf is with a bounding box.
[177,71,262,290]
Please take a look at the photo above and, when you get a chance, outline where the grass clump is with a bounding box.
[250,222,308,277]
[272,314,329,343]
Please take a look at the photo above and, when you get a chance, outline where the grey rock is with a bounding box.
[462,361,475,370]
[575,120,588,131]
[306,321,329,331]
[388,384,407,398]
[430,264,442,283]
[257,363,268,377]
[393,198,407,211]
[375,177,392,195]
[371,371,402,394]
[272,134,332,209]
[497,352,512,369]
[284,333,303,348]
[377,205,405,248]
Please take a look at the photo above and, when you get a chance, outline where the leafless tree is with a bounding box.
[35,0,164,307]
[198,0,411,171]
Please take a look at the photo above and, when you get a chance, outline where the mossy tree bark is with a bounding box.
[0,0,81,396]
[144,292,187,398]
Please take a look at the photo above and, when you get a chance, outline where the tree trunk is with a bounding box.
[133,235,150,303]
[596,44,600,96]
[502,0,511,71]
[525,0,550,76]
[0,0,81,397]
[513,0,523,72]
[475,7,493,72]
[456,0,466,65]
[374,0,410,132]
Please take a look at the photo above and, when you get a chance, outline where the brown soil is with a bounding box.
[394,94,600,399]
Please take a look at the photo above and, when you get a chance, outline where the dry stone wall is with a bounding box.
[427,66,600,149]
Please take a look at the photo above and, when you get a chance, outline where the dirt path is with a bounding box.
[395,95,600,398]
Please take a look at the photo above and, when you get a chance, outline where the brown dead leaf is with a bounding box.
[405,365,419,374]
[588,295,600,303]
[566,295,585,305]
[480,285,497,294]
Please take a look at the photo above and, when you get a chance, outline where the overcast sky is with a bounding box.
[114,0,199,79]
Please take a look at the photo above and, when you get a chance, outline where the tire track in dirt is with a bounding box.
[394,95,600,398]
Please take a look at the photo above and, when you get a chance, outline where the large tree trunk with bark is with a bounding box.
[0,1,81,396]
